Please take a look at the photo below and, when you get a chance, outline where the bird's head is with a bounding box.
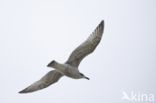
[79,73,90,80]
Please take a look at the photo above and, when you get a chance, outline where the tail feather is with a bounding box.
[47,60,55,67]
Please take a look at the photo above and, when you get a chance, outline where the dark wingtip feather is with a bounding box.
[100,20,104,28]
[18,88,31,94]
[101,20,104,24]
[18,89,26,94]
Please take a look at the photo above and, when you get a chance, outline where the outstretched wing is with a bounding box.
[66,20,104,67]
[19,70,63,93]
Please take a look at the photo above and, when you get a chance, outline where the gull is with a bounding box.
[19,20,104,93]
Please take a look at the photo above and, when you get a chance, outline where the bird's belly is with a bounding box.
[64,69,80,79]
[65,74,80,79]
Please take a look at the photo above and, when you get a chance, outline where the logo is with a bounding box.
[122,91,154,102]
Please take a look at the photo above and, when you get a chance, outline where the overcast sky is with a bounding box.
[0,0,156,103]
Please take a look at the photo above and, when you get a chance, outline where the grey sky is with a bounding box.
[0,0,156,103]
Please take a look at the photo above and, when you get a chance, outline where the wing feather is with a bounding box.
[66,20,104,67]
[19,70,63,93]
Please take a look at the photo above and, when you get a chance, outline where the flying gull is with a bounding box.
[19,20,104,93]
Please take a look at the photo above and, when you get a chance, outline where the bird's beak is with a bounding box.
[84,76,90,80]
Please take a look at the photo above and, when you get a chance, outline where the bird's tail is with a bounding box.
[47,60,56,67]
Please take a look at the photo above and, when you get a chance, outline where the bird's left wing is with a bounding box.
[66,20,104,67]
[19,70,63,93]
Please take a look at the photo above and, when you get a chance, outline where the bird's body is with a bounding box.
[64,64,81,79]
[19,20,104,93]
[48,61,81,79]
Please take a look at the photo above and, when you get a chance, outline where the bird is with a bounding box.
[19,20,104,93]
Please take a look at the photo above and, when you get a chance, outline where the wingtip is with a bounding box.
[18,88,31,94]
[18,90,25,94]
[100,20,104,26]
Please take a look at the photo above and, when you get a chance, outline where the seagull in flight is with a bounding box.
[19,20,104,93]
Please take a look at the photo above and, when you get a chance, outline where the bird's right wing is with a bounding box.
[19,70,63,93]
